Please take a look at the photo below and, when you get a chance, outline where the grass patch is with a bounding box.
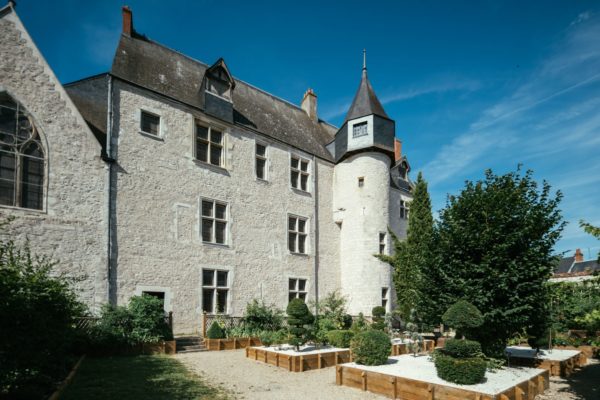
[61,355,229,400]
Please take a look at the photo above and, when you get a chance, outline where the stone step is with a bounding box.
[177,347,208,354]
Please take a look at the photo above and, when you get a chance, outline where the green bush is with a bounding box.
[575,310,600,334]
[243,299,284,332]
[287,298,314,351]
[206,321,225,339]
[350,330,391,366]
[342,314,353,329]
[129,295,173,342]
[327,330,354,348]
[351,312,369,333]
[443,339,482,358]
[372,306,387,331]
[315,316,337,345]
[434,351,487,385]
[442,300,484,339]
[259,331,274,347]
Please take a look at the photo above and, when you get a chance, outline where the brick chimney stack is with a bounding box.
[394,139,402,163]
[122,6,133,36]
[574,248,584,262]
[301,89,318,122]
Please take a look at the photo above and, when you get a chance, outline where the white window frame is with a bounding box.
[289,153,311,193]
[352,121,368,138]
[382,287,389,310]
[255,141,268,181]
[288,277,308,303]
[200,198,229,246]
[400,200,410,220]
[379,232,386,255]
[139,109,162,138]
[194,121,224,167]
[201,269,230,314]
[288,214,309,255]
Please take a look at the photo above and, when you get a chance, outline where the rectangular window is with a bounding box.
[352,121,368,138]
[358,176,364,187]
[201,199,228,245]
[288,215,308,254]
[202,269,229,313]
[289,278,307,302]
[255,143,267,180]
[400,200,410,220]
[382,287,389,309]
[290,155,310,192]
[140,111,160,136]
[379,232,386,255]
[195,123,223,166]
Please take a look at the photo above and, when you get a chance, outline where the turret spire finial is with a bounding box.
[362,49,367,71]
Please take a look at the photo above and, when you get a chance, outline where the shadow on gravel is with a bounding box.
[558,362,600,399]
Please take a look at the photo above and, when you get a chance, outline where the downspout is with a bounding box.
[104,74,115,304]
[313,156,320,318]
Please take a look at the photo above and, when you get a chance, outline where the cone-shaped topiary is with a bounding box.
[442,300,483,339]
[286,298,314,351]
[371,306,386,331]
[206,321,225,339]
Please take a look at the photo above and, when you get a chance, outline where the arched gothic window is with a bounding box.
[0,93,44,210]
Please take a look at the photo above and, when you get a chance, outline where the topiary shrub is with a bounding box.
[206,321,225,339]
[342,314,353,329]
[259,331,274,347]
[442,300,484,339]
[351,312,369,333]
[287,298,315,351]
[443,339,482,358]
[350,330,391,366]
[372,306,387,331]
[327,330,354,348]
[434,351,487,385]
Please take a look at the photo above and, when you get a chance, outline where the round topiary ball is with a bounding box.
[350,330,391,366]
[443,339,482,359]
[434,351,487,385]
[442,300,484,338]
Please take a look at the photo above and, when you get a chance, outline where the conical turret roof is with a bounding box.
[344,66,389,121]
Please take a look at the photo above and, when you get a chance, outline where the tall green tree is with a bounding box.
[377,172,436,325]
[579,220,600,262]
[436,168,565,356]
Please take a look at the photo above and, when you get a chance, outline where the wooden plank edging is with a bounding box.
[47,354,86,400]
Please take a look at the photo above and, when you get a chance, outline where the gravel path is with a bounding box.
[177,350,599,400]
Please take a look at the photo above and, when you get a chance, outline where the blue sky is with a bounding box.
[15,0,600,257]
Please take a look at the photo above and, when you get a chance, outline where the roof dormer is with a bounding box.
[202,58,235,123]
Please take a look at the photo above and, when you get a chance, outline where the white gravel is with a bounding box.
[505,346,581,361]
[255,344,348,356]
[343,354,544,396]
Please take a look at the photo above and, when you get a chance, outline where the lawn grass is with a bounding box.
[61,355,230,400]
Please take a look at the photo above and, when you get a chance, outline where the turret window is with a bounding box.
[400,200,410,220]
[379,232,386,254]
[255,143,267,180]
[352,121,368,138]
[0,93,44,210]
[382,287,389,309]
[290,155,310,192]
[140,110,160,136]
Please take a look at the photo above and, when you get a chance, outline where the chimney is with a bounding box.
[394,139,402,163]
[301,88,318,122]
[574,248,584,263]
[122,6,133,36]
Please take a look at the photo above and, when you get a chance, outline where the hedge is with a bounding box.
[434,351,487,385]
[350,330,391,366]
[443,339,482,358]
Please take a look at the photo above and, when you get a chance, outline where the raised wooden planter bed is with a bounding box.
[246,345,351,372]
[205,337,261,351]
[336,354,550,400]
[506,346,586,377]
[553,345,599,359]
[391,339,435,356]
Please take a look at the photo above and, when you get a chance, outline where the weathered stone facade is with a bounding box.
[0,4,413,334]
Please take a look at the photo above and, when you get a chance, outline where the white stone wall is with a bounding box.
[333,152,394,316]
[0,9,108,310]
[111,81,339,333]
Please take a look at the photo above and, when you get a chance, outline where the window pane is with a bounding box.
[300,174,308,191]
[22,155,43,186]
[202,218,213,242]
[215,203,226,219]
[21,183,43,210]
[382,299,387,309]
[288,232,297,252]
[141,112,160,135]
[256,158,266,179]
[298,279,306,291]
[201,200,213,217]
[382,288,388,298]
[202,269,214,286]
[298,234,306,254]
[210,144,222,166]
[298,292,306,301]
[196,125,209,140]
[216,290,228,313]
[196,141,208,162]
[291,171,299,188]
[202,288,214,313]
[217,270,228,287]
[0,106,16,136]
[288,217,296,231]
[215,221,226,244]
[210,130,222,144]
[289,292,296,302]
[291,157,299,169]
[289,279,296,291]
[256,143,266,157]
[297,219,306,233]
[300,161,309,172]
[0,151,15,206]
[0,178,14,206]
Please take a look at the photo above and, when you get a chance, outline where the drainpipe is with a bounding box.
[313,156,320,318]
[104,74,115,305]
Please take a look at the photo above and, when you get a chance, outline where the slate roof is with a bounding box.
[553,256,600,275]
[554,256,575,274]
[344,68,389,122]
[104,34,336,161]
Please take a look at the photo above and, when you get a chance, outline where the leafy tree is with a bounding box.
[286,299,314,351]
[242,299,284,332]
[436,168,565,356]
[376,172,436,323]
[579,220,600,262]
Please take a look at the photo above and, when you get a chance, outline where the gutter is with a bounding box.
[313,156,320,317]
[105,74,114,304]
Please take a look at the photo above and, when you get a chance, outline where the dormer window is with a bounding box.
[204,58,235,102]
[206,76,231,100]
[352,121,368,138]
